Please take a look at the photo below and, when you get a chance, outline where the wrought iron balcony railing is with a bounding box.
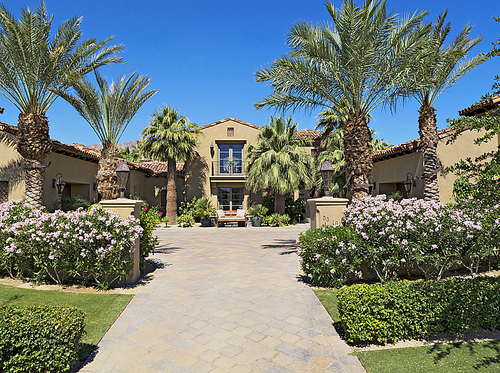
[212,160,247,176]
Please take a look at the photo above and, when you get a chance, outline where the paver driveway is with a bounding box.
[80,225,365,373]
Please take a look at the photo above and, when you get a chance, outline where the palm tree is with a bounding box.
[140,106,201,224]
[245,116,313,214]
[0,1,123,208]
[255,0,429,199]
[118,143,143,162]
[54,71,156,200]
[411,11,487,202]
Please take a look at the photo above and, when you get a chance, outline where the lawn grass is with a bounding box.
[0,284,133,358]
[313,287,500,373]
[356,341,500,373]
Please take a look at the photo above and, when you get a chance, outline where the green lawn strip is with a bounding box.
[312,288,340,323]
[356,341,500,373]
[0,284,133,358]
[313,287,500,373]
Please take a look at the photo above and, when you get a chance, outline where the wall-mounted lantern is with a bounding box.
[210,143,215,158]
[116,161,130,199]
[403,172,416,195]
[321,160,335,197]
[52,173,65,196]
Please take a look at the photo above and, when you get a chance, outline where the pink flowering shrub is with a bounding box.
[297,225,362,287]
[0,200,142,289]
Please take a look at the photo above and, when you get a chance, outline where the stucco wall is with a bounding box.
[0,131,25,201]
[186,119,261,209]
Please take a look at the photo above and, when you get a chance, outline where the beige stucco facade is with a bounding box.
[371,129,499,203]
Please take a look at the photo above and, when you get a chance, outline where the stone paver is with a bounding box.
[80,225,365,372]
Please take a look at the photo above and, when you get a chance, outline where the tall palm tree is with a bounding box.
[0,1,123,208]
[411,11,487,202]
[118,143,143,162]
[245,116,313,214]
[140,106,201,224]
[54,71,157,200]
[255,0,429,199]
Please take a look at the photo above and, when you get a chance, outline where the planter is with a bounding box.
[252,216,262,227]
[200,218,211,227]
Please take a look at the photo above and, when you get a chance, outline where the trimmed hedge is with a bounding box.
[337,276,500,344]
[0,305,85,372]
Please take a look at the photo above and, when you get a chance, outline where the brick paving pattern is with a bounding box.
[80,225,365,372]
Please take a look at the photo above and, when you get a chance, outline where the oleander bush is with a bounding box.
[0,200,142,289]
[0,305,85,372]
[337,277,500,344]
[139,202,160,269]
[298,195,500,287]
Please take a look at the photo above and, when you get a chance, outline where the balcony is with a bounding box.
[211,160,247,177]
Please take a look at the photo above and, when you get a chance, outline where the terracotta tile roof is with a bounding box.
[294,129,323,141]
[458,95,500,116]
[372,127,459,162]
[199,117,259,130]
[0,122,184,177]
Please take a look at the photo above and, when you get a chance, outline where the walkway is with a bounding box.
[80,225,365,373]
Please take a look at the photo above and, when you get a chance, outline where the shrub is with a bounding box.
[297,225,362,288]
[139,203,160,269]
[280,213,291,226]
[248,204,268,217]
[177,212,194,227]
[285,196,306,224]
[0,305,85,372]
[54,195,91,212]
[177,197,197,217]
[192,197,216,221]
[337,277,500,344]
[0,201,142,289]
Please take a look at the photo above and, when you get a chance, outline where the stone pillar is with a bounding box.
[308,197,349,230]
[100,199,143,284]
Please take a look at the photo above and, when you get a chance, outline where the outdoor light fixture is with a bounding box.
[210,143,215,158]
[321,160,335,197]
[368,174,375,194]
[116,161,130,199]
[52,173,65,196]
[403,172,416,194]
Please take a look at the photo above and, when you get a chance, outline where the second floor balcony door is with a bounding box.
[219,144,243,175]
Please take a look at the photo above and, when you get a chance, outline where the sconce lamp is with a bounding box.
[52,173,65,196]
[210,143,215,158]
[321,160,335,197]
[368,174,375,194]
[403,172,416,194]
[116,161,130,199]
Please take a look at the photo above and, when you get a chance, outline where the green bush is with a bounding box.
[177,212,194,227]
[337,277,500,344]
[177,197,197,217]
[54,195,91,212]
[139,203,160,269]
[285,196,306,224]
[248,204,268,217]
[298,225,362,288]
[192,197,216,221]
[0,305,85,372]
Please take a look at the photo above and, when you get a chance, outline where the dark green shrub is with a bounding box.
[337,277,500,344]
[285,196,306,224]
[139,202,160,269]
[0,305,85,372]
[54,195,91,212]
[192,197,216,221]
[298,225,362,288]
[177,197,197,216]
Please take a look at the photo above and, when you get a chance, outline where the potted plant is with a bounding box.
[248,204,268,227]
[193,197,216,227]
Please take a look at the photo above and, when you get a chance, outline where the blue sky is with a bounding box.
[1,0,498,147]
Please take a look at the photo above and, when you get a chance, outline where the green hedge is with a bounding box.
[0,305,85,372]
[337,276,500,344]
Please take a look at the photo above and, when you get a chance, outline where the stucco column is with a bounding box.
[100,199,143,284]
[307,197,349,230]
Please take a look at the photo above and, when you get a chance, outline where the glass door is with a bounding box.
[218,187,244,210]
[219,144,243,175]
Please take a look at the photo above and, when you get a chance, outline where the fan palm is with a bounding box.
[0,1,123,208]
[411,11,487,202]
[255,0,429,199]
[118,144,143,162]
[53,71,157,200]
[245,116,313,214]
[140,106,201,224]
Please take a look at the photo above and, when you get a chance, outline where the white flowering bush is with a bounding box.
[0,200,142,289]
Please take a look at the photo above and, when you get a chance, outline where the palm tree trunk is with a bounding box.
[97,144,119,200]
[418,105,440,202]
[167,157,178,224]
[342,116,373,199]
[274,193,286,215]
[16,113,52,209]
